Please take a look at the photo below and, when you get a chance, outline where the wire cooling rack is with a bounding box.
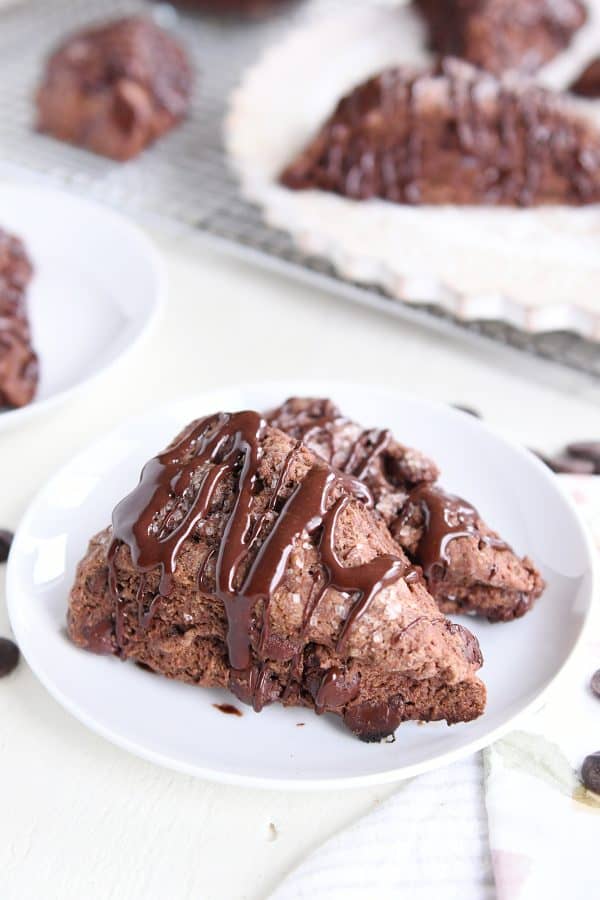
[0,0,599,378]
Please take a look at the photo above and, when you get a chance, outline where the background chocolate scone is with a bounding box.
[280,58,600,206]
[0,228,38,409]
[36,17,192,161]
[266,398,544,622]
[415,0,587,75]
[68,411,486,742]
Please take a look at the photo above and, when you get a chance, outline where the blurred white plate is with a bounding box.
[6,382,596,789]
[0,183,165,430]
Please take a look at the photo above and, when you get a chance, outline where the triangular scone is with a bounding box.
[67,411,486,741]
[266,398,544,622]
[280,59,600,206]
[415,0,587,76]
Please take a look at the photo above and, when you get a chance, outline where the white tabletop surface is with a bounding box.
[1,232,599,900]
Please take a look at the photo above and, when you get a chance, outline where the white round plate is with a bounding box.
[6,382,596,790]
[0,183,165,430]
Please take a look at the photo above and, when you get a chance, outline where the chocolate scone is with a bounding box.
[266,398,544,622]
[0,229,38,409]
[36,17,192,161]
[67,411,486,741]
[280,58,600,206]
[415,0,587,75]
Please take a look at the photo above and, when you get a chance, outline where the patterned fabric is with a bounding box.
[270,755,494,900]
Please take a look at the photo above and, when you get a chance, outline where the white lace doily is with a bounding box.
[226,1,600,338]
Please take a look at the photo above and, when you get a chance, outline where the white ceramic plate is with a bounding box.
[6,382,596,790]
[0,183,165,430]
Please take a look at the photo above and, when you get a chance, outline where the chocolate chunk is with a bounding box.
[0,637,20,677]
[213,703,242,716]
[81,617,116,655]
[566,442,600,473]
[0,529,14,562]
[344,698,404,742]
[591,669,600,699]
[581,752,600,794]
[570,59,600,98]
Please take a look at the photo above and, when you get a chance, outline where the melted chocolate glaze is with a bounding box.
[268,398,390,485]
[403,485,508,581]
[108,411,409,711]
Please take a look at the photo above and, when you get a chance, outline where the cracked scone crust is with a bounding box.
[267,398,545,622]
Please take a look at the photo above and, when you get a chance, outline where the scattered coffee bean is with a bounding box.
[581,752,600,795]
[0,638,19,677]
[566,442,600,473]
[591,669,600,699]
[0,529,14,563]
[533,452,596,475]
[452,405,482,419]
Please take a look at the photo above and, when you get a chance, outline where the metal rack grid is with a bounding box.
[0,0,599,378]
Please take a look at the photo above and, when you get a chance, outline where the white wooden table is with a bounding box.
[1,233,599,900]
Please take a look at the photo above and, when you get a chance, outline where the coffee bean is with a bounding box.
[0,529,13,563]
[533,452,596,475]
[0,638,19,677]
[581,752,600,794]
[566,442,600,473]
[591,669,600,699]
[452,405,482,419]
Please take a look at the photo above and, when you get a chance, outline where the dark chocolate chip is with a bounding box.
[581,752,600,795]
[0,637,19,677]
[566,442,600,473]
[591,669,600,699]
[0,529,14,563]
[452,405,482,419]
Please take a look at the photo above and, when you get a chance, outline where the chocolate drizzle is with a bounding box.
[266,398,390,486]
[280,59,600,207]
[404,485,508,581]
[108,411,408,694]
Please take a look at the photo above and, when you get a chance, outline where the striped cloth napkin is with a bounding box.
[270,476,599,900]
